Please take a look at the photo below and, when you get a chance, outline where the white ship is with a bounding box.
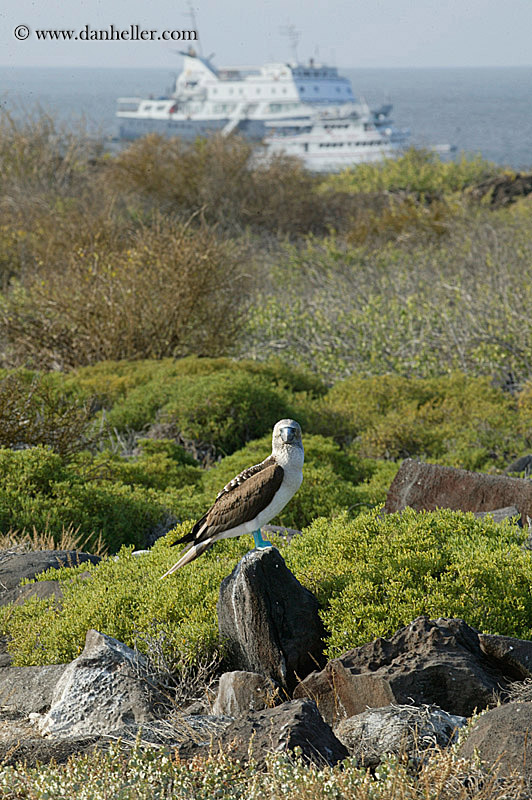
[263,102,410,173]
[117,48,397,142]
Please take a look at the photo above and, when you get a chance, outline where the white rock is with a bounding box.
[38,629,166,738]
[334,704,467,767]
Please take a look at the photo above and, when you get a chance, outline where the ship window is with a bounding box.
[269,103,282,112]
[314,86,319,92]
[300,87,305,92]
[282,88,287,93]
[256,88,261,93]
[156,104,166,111]
[212,89,217,94]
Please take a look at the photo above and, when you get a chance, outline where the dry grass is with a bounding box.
[0,522,107,556]
[0,743,526,800]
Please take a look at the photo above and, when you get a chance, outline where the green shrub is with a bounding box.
[1,527,253,667]
[86,358,320,457]
[0,446,171,551]
[160,371,298,456]
[323,372,520,468]
[80,440,202,492]
[5,508,532,672]
[322,148,500,196]
[284,508,532,658]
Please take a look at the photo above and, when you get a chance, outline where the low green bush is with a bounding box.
[322,148,500,196]
[0,446,170,551]
[2,527,252,667]
[322,372,522,469]
[82,359,322,458]
[82,440,202,492]
[4,508,531,670]
[284,508,532,657]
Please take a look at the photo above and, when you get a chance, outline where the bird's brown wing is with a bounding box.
[176,461,284,547]
[216,455,277,498]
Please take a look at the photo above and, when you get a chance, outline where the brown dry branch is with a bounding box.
[0,372,94,456]
[0,217,250,370]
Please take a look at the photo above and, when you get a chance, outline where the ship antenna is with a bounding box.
[279,24,301,64]
[186,2,203,56]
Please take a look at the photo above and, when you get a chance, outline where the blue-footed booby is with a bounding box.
[161,419,303,574]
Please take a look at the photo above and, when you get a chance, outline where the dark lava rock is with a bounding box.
[217,548,326,692]
[459,702,532,779]
[0,713,105,767]
[294,617,530,719]
[1,580,64,608]
[478,633,532,678]
[0,550,100,604]
[180,698,348,768]
[469,173,532,208]
[293,660,395,727]
[384,459,532,523]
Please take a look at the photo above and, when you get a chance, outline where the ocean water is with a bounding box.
[1,65,531,169]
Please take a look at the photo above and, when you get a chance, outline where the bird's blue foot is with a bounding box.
[252,529,272,548]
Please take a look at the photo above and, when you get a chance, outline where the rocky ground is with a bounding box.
[2,461,532,781]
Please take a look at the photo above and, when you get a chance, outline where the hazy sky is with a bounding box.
[2,0,532,69]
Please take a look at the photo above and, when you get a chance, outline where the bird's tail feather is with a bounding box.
[160,538,213,577]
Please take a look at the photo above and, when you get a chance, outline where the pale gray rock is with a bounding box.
[334,704,466,768]
[473,506,521,525]
[38,629,168,738]
[0,665,67,715]
[212,670,279,716]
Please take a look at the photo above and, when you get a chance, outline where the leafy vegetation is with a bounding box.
[2,113,532,796]
[3,507,531,671]
[0,744,523,800]
[322,147,500,195]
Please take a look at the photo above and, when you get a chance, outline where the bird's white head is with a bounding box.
[272,419,304,467]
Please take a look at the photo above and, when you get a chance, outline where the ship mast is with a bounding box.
[186,2,203,56]
[279,24,301,64]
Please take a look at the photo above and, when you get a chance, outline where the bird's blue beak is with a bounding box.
[280,426,297,443]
